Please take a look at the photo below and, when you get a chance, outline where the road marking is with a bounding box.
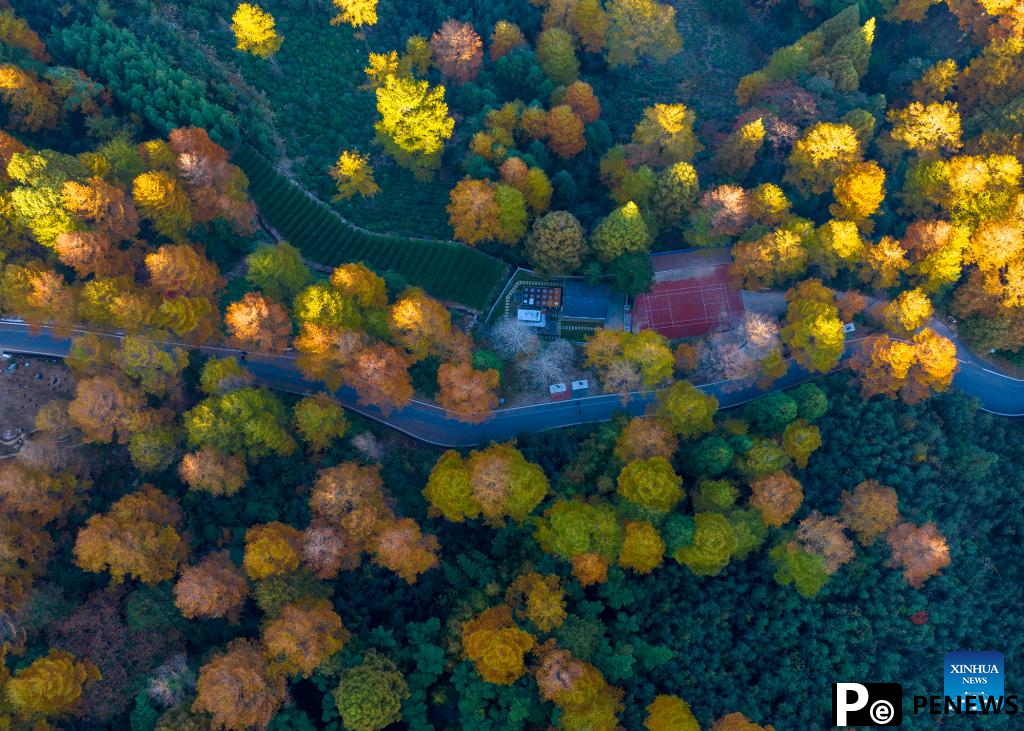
[981,367,1024,382]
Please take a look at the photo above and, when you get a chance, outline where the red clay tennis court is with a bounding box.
[632,250,744,339]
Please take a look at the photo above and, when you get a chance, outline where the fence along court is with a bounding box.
[632,250,745,339]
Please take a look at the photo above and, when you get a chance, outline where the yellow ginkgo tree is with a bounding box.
[330,0,378,28]
[231,3,283,58]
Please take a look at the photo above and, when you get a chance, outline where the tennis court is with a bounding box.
[632,250,744,339]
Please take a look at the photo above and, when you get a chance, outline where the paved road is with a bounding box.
[0,319,1020,447]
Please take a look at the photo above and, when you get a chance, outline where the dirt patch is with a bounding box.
[0,355,74,454]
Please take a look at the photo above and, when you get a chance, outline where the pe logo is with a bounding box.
[832,683,903,726]
[945,651,1003,703]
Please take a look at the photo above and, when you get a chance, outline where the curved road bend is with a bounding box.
[0,319,1021,448]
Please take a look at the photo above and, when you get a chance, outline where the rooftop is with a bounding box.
[561,280,610,321]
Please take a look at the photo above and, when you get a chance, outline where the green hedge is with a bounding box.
[235,146,509,310]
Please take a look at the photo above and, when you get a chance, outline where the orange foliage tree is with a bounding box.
[371,517,440,583]
[243,522,303,580]
[144,243,223,299]
[74,484,189,585]
[168,127,255,232]
[614,416,677,461]
[341,343,414,413]
[0,64,58,132]
[448,178,502,244]
[795,511,855,574]
[62,175,140,242]
[53,231,121,279]
[262,598,350,678]
[546,105,586,158]
[505,572,567,632]
[301,521,361,579]
[840,479,900,546]
[855,328,957,403]
[0,263,78,335]
[436,361,501,423]
[309,462,393,548]
[0,460,78,526]
[389,287,461,361]
[534,644,624,730]
[461,605,535,684]
[225,292,292,353]
[564,81,602,123]
[712,712,776,731]
[886,521,951,588]
[431,19,484,84]
[749,472,803,527]
[174,551,250,620]
[645,695,700,731]
[193,639,286,731]
[178,446,248,496]
[300,520,361,580]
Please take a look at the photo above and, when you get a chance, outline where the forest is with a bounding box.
[0,0,1021,728]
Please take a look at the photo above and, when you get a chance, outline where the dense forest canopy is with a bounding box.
[0,0,1021,728]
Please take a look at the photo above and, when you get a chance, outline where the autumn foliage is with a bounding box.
[225,292,292,353]
[431,20,483,84]
[840,480,900,546]
[231,3,283,58]
[617,456,683,513]
[750,472,804,527]
[645,694,700,731]
[534,644,624,730]
[310,462,393,545]
[855,329,957,403]
[175,551,250,621]
[461,605,535,684]
[243,522,303,580]
[193,639,286,730]
[436,362,500,423]
[74,484,189,585]
[4,649,100,721]
[262,598,350,677]
[371,518,440,583]
[886,521,951,588]
[424,444,549,525]
[505,572,567,632]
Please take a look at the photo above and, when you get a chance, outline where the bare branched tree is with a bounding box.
[351,431,384,462]
[489,319,542,360]
[519,339,575,391]
[601,358,642,396]
[697,312,782,387]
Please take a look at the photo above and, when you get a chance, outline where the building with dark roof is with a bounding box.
[560,280,610,322]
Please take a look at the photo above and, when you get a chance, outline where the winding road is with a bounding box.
[0,318,1021,448]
